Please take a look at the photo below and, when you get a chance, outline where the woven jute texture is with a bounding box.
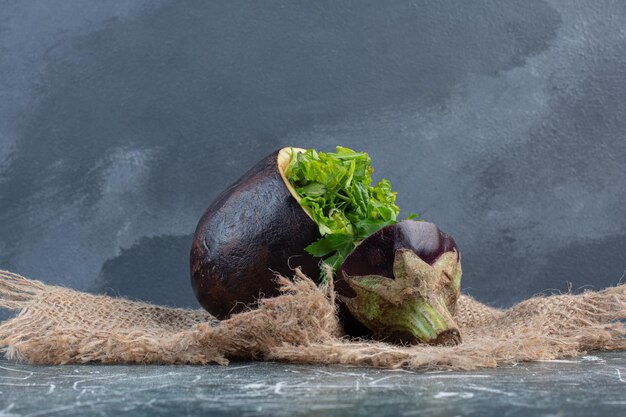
[1,269,625,369]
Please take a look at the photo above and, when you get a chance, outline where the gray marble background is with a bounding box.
[0,0,624,311]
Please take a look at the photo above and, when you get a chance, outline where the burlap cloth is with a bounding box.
[1,269,625,369]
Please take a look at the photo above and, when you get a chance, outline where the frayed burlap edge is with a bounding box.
[1,269,625,370]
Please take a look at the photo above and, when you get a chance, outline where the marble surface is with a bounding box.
[1,352,625,417]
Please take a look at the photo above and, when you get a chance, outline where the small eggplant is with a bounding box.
[336,220,462,345]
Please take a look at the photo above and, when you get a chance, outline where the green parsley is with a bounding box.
[285,146,403,282]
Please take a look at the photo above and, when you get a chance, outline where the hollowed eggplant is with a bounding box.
[190,148,320,319]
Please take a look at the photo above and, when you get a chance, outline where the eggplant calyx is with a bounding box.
[338,249,462,345]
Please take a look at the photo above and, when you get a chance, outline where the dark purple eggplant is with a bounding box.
[336,221,462,345]
[190,148,320,319]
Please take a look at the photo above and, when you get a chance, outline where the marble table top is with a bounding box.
[1,352,625,417]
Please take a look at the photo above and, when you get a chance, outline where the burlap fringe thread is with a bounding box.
[1,269,625,370]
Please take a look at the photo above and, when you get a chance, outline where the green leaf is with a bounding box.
[304,233,354,258]
[299,182,327,196]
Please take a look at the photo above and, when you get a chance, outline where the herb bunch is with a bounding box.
[285,146,405,281]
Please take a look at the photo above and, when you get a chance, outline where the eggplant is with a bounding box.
[190,148,320,319]
[190,147,462,346]
[336,220,462,345]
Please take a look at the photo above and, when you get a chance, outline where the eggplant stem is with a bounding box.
[407,298,459,344]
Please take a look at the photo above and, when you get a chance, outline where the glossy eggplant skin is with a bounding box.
[339,221,457,280]
[190,149,320,319]
[336,220,459,337]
